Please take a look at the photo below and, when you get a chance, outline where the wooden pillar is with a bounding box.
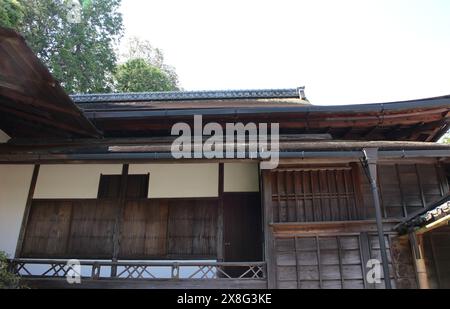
[261,168,276,288]
[217,163,224,262]
[363,148,392,289]
[14,164,40,258]
[111,164,129,276]
[409,232,430,289]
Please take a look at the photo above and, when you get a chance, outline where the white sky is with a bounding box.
[119,0,450,105]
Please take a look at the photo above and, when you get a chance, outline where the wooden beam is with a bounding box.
[261,170,276,288]
[408,232,430,289]
[111,164,129,276]
[270,219,400,236]
[14,164,40,258]
[217,163,224,261]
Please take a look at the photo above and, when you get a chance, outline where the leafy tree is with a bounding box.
[16,0,123,94]
[118,37,180,91]
[1,1,181,94]
[0,0,24,28]
[115,58,177,92]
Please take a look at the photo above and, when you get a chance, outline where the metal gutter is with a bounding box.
[0,149,449,163]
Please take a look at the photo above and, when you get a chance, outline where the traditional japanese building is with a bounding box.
[1,27,449,289]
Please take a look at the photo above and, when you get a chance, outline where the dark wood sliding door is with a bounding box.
[223,193,262,262]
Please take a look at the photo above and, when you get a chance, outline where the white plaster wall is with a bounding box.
[129,163,219,198]
[0,165,34,256]
[224,163,260,192]
[34,164,122,199]
[0,130,10,143]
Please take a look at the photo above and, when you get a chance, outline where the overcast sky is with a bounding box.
[119,0,450,105]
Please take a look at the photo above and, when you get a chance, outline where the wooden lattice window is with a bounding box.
[270,167,362,222]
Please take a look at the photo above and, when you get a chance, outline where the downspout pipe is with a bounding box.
[362,148,392,289]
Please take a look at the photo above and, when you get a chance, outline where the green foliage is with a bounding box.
[0,0,24,28]
[115,58,177,92]
[120,37,179,90]
[0,1,181,94]
[0,251,20,289]
[16,0,124,94]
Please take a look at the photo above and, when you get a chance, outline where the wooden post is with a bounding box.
[261,168,276,289]
[217,163,224,262]
[409,232,430,289]
[362,148,392,289]
[111,164,129,277]
[14,164,40,258]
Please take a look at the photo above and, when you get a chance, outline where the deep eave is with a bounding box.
[1,27,449,142]
[76,94,450,142]
[0,27,101,138]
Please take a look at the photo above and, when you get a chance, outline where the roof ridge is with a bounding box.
[70,87,305,103]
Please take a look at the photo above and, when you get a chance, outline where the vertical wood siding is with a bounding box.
[366,163,447,219]
[274,234,417,289]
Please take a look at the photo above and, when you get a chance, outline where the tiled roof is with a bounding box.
[71,87,306,103]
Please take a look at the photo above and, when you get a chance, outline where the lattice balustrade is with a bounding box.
[8,259,266,281]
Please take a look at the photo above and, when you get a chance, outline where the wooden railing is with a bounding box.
[9,259,266,281]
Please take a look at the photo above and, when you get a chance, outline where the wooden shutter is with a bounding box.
[22,174,218,260]
[167,200,217,258]
[22,200,116,259]
[119,200,169,259]
[22,201,72,258]
[271,167,361,222]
